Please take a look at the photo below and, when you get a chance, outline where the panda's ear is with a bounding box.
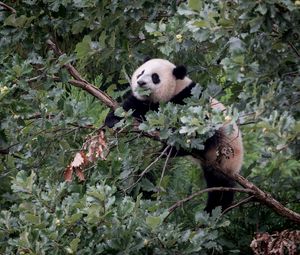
[173,65,187,79]
[143,56,151,63]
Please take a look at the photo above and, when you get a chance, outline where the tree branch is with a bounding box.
[231,173,300,223]
[287,40,300,58]
[46,39,118,110]
[0,1,16,13]
[157,146,173,196]
[221,195,255,215]
[123,145,171,193]
[167,187,254,216]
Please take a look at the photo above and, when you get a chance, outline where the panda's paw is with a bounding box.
[104,111,122,128]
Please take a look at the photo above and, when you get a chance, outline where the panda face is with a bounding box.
[131,59,178,103]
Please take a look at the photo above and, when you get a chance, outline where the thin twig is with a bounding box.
[239,121,258,126]
[124,145,171,193]
[167,187,254,216]
[221,195,255,215]
[0,1,16,13]
[287,40,300,58]
[157,147,173,196]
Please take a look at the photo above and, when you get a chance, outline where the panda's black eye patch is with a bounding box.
[151,73,160,84]
[137,70,145,79]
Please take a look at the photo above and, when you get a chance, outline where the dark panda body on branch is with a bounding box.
[105,58,243,214]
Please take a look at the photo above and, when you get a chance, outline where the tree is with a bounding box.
[0,1,299,254]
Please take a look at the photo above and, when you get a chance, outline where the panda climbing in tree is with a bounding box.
[105,58,244,214]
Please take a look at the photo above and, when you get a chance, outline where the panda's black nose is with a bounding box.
[137,80,146,87]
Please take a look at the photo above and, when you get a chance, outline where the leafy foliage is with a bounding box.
[0,0,299,254]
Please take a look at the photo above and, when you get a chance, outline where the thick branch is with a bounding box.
[231,173,300,223]
[46,39,118,110]
[68,79,118,109]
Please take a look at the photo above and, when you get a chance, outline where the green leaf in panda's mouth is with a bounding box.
[135,87,152,97]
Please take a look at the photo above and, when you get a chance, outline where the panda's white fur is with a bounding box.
[106,58,243,213]
[131,59,193,103]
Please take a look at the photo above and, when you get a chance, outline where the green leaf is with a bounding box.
[193,30,210,42]
[75,35,92,59]
[11,171,36,194]
[145,23,157,33]
[193,20,209,28]
[66,213,83,224]
[134,87,151,97]
[99,31,107,48]
[228,37,245,54]
[249,17,264,33]
[178,5,197,16]
[4,14,31,28]
[109,31,116,48]
[146,211,168,230]
[72,20,88,34]
[146,215,161,230]
[188,0,202,11]
[4,14,17,27]
[24,213,40,224]
[256,4,267,15]
[70,238,80,253]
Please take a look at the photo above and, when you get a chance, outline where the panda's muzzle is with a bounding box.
[137,80,147,87]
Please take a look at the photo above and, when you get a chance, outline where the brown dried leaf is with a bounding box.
[75,168,85,182]
[64,165,73,182]
[250,230,300,255]
[86,130,108,162]
[64,129,108,183]
[70,151,86,168]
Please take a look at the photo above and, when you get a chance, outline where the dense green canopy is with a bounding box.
[0,1,299,254]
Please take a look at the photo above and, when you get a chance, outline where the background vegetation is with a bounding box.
[0,0,299,254]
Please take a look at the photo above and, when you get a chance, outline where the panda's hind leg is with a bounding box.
[203,166,235,214]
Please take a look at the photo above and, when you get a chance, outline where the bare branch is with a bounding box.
[168,187,253,215]
[221,195,255,215]
[157,146,173,196]
[124,145,171,193]
[46,39,118,110]
[68,79,118,109]
[0,1,16,13]
[232,173,300,223]
[0,148,9,155]
[287,40,300,58]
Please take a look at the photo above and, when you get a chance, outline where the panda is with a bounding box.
[105,58,243,214]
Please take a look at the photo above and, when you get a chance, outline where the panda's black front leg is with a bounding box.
[105,111,123,128]
[105,94,154,128]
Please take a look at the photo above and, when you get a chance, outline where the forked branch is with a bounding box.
[46,39,118,110]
